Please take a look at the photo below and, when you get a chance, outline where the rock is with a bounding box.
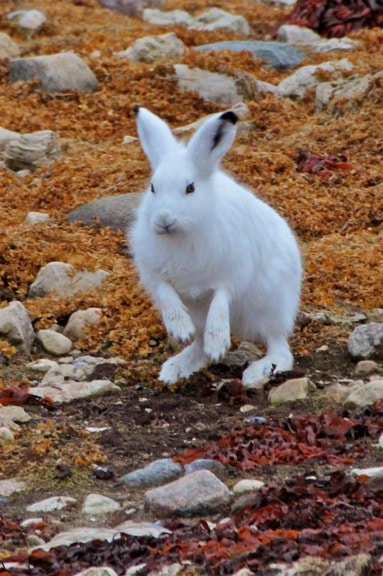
[277,59,353,98]
[346,380,383,406]
[21,518,44,528]
[23,211,50,225]
[184,459,226,477]
[222,341,263,367]
[118,32,185,63]
[82,494,120,515]
[67,192,142,231]
[32,379,121,403]
[277,24,321,44]
[63,308,102,342]
[9,52,98,93]
[0,33,20,59]
[379,432,383,448]
[144,470,231,517]
[348,322,383,358]
[147,565,183,576]
[0,406,31,429]
[316,74,374,113]
[354,359,382,375]
[351,466,383,479]
[269,554,370,576]
[232,479,265,494]
[98,0,162,16]
[268,377,314,405]
[0,427,15,443]
[120,458,183,487]
[27,496,77,513]
[0,127,21,150]
[322,382,356,403]
[7,9,46,36]
[196,41,304,70]
[312,37,360,52]
[0,479,26,497]
[0,301,35,353]
[143,8,193,26]
[27,358,59,373]
[73,569,118,576]
[28,262,109,298]
[192,8,250,35]
[36,330,73,356]
[4,130,61,171]
[116,520,172,537]
[174,65,242,106]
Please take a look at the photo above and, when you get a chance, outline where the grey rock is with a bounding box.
[82,494,120,515]
[36,330,73,356]
[28,262,109,298]
[0,479,26,497]
[0,426,15,444]
[4,130,60,171]
[27,496,77,513]
[312,37,359,53]
[7,9,46,36]
[144,470,231,517]
[184,459,225,477]
[354,359,382,375]
[195,41,304,70]
[67,192,142,231]
[174,64,242,106]
[143,8,193,26]
[63,308,102,342]
[346,380,383,406]
[222,341,263,367]
[0,301,35,353]
[0,33,20,59]
[0,406,31,430]
[351,466,383,479]
[23,211,50,225]
[316,72,381,113]
[27,358,59,373]
[277,59,353,98]
[269,554,370,576]
[268,377,315,405]
[232,479,265,494]
[9,52,98,93]
[277,24,321,45]
[0,126,21,150]
[32,379,121,403]
[348,322,383,358]
[192,8,250,35]
[72,569,118,576]
[118,32,185,63]
[99,0,162,16]
[120,458,183,487]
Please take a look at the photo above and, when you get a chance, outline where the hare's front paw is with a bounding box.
[159,342,208,384]
[203,324,231,362]
[162,309,195,343]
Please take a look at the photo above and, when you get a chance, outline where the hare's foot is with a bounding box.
[159,341,208,384]
[242,339,293,388]
[162,307,195,343]
[203,289,231,362]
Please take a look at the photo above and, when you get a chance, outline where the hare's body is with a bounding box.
[130,108,302,387]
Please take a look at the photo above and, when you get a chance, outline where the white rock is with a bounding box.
[346,380,383,406]
[0,406,31,429]
[7,9,46,33]
[63,308,102,342]
[0,479,26,497]
[232,479,265,494]
[174,64,242,106]
[277,24,321,44]
[9,52,98,93]
[312,37,359,52]
[277,59,353,98]
[355,360,381,375]
[116,520,172,538]
[192,8,250,35]
[82,494,120,515]
[29,262,109,298]
[348,322,383,358]
[0,301,35,353]
[379,433,383,448]
[268,377,314,405]
[0,33,20,59]
[0,126,20,150]
[73,568,118,576]
[41,363,89,386]
[4,130,61,171]
[143,8,193,26]
[21,517,44,528]
[23,211,49,225]
[351,466,383,479]
[147,564,183,576]
[27,358,59,373]
[323,382,356,403]
[118,32,185,63]
[32,379,121,403]
[27,496,77,513]
[0,426,15,443]
[37,329,73,356]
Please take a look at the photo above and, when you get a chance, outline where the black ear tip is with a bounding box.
[220,110,238,125]
[133,105,140,116]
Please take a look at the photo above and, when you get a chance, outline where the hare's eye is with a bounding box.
[185,183,195,194]
[150,183,155,194]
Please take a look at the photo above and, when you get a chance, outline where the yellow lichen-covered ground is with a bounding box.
[0,0,382,378]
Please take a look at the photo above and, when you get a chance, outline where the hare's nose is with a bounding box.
[154,213,176,234]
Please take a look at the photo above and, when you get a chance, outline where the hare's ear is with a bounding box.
[134,106,177,170]
[187,111,237,177]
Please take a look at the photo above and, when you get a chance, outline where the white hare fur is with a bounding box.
[130,107,302,387]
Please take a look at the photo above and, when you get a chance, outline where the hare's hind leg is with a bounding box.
[159,335,209,384]
[242,336,293,388]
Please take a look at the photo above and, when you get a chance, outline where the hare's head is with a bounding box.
[134,106,237,235]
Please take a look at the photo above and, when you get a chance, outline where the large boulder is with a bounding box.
[28,262,109,298]
[67,192,142,231]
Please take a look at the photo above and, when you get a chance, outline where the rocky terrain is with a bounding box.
[1,0,383,574]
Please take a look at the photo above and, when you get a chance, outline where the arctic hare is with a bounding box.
[130,107,302,387]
